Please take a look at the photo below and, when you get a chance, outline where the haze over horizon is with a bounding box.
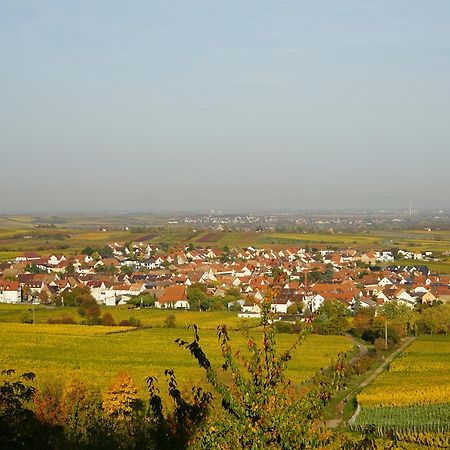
[1,1,449,213]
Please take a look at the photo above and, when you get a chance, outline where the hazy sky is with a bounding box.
[1,1,449,212]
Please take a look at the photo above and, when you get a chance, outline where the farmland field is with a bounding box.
[1,216,450,274]
[352,336,450,434]
[0,304,252,330]
[0,322,353,401]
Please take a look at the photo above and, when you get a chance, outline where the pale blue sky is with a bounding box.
[1,1,449,212]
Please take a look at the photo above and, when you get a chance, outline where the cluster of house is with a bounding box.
[1,244,449,315]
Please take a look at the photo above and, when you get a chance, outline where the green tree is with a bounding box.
[313,299,349,335]
[99,246,114,258]
[121,265,133,275]
[63,287,100,324]
[25,263,46,274]
[81,247,95,256]
[187,285,207,311]
[0,369,46,449]
[380,301,418,337]
[418,303,450,334]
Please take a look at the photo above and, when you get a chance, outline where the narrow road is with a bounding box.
[357,336,415,391]
[325,336,415,429]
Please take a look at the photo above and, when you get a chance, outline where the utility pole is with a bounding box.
[385,317,388,350]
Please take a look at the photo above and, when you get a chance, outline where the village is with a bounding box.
[1,241,449,317]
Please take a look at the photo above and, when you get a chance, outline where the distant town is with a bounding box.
[2,239,449,317]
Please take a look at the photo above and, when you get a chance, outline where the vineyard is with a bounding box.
[357,335,450,407]
[0,323,353,401]
[351,404,450,433]
[351,335,450,444]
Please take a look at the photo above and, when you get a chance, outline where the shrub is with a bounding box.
[101,313,115,327]
[274,320,294,333]
[164,314,176,328]
[34,382,63,426]
[61,315,76,325]
[128,316,141,328]
[48,316,76,325]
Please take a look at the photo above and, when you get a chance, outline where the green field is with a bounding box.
[0,304,253,330]
[352,336,450,433]
[0,321,353,401]
[352,404,450,433]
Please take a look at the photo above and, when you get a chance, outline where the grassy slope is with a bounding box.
[0,305,250,330]
[0,321,352,400]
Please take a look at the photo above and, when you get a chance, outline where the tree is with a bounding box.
[147,282,348,449]
[159,242,169,253]
[102,373,140,419]
[380,301,418,337]
[99,246,114,258]
[34,382,63,426]
[65,263,75,274]
[418,303,450,335]
[25,263,46,274]
[81,247,95,256]
[313,299,349,335]
[91,251,101,261]
[63,287,100,324]
[0,369,45,449]
[38,289,49,304]
[120,265,133,275]
[187,285,207,311]
[102,313,116,327]
[60,378,105,448]
[374,337,386,358]
[352,308,376,338]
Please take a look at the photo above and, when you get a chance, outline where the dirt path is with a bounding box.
[325,336,415,429]
[357,337,415,391]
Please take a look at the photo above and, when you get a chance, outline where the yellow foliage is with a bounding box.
[358,336,450,407]
[102,372,139,418]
